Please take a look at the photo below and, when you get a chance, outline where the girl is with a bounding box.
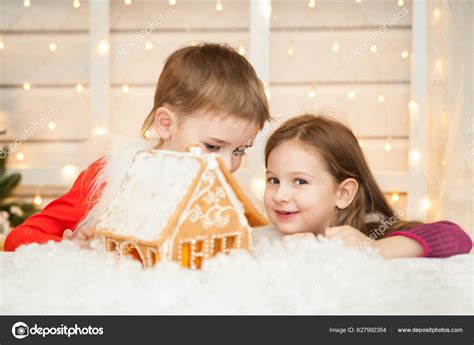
[263,114,472,258]
[4,43,271,252]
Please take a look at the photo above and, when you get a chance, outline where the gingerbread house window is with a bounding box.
[180,238,205,269]
[211,233,240,256]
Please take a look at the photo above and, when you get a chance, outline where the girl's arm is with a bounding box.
[3,158,106,252]
[383,221,473,258]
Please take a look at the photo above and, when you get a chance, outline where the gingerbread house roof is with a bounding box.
[94,148,268,245]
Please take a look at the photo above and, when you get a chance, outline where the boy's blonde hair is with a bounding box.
[141,43,271,137]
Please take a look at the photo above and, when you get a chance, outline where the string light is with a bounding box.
[308,0,316,8]
[401,50,409,59]
[62,164,78,180]
[23,82,31,91]
[391,193,400,202]
[378,94,385,103]
[124,0,132,5]
[122,83,130,93]
[384,142,392,152]
[348,90,355,100]
[48,122,57,131]
[23,0,30,7]
[408,100,417,110]
[370,44,378,53]
[238,45,246,55]
[356,0,362,3]
[16,152,25,161]
[410,149,421,163]
[73,0,80,8]
[169,0,176,5]
[0,41,4,50]
[76,83,84,93]
[358,139,364,148]
[49,42,57,52]
[145,41,153,50]
[435,59,442,72]
[98,40,109,55]
[397,0,404,6]
[264,86,271,100]
[216,0,223,11]
[287,42,294,56]
[421,197,431,210]
[92,126,107,136]
[34,195,43,206]
[331,40,339,53]
[441,160,446,166]
[433,8,441,19]
[307,87,316,99]
[251,177,266,200]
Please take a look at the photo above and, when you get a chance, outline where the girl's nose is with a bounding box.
[273,185,290,203]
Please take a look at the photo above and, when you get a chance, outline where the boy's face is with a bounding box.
[264,140,339,235]
[156,110,259,173]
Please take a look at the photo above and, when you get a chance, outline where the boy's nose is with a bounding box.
[219,153,239,173]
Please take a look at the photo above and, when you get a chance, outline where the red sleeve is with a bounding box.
[4,157,106,252]
[388,221,473,258]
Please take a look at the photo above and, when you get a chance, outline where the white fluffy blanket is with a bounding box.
[1,227,472,315]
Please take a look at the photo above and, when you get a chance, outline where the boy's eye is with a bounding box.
[294,178,308,185]
[203,143,221,152]
[233,147,246,157]
[266,177,279,185]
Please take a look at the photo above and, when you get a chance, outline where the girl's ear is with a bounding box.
[335,178,359,209]
[153,106,176,140]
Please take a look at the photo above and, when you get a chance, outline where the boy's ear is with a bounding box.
[335,178,359,209]
[153,106,176,140]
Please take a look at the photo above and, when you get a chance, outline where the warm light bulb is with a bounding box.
[410,150,421,163]
[23,82,31,91]
[98,41,109,55]
[287,45,294,56]
[308,0,315,8]
[408,100,417,110]
[0,41,4,50]
[23,0,30,7]
[169,0,176,5]
[251,177,266,200]
[122,83,130,93]
[124,0,132,5]
[370,44,378,53]
[307,88,316,99]
[348,90,355,100]
[433,9,440,18]
[378,95,385,103]
[73,0,80,8]
[48,122,57,131]
[76,83,84,93]
[92,126,107,136]
[62,164,77,179]
[34,195,43,206]
[331,41,339,53]
[16,152,25,161]
[216,0,223,11]
[49,42,57,52]
[145,41,153,50]
[238,45,245,55]
[384,142,392,152]
[401,50,409,59]
[435,59,442,71]
[356,0,361,3]
[397,0,404,6]
[422,198,431,210]
[391,193,400,202]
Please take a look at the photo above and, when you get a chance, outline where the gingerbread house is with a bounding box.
[93,147,268,269]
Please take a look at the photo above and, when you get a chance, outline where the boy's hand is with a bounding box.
[63,228,94,249]
[324,225,424,258]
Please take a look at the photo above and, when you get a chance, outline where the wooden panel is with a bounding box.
[270,29,412,83]
[110,0,249,30]
[0,34,89,84]
[0,88,91,140]
[269,84,410,137]
[0,0,89,30]
[110,32,248,84]
[271,0,412,28]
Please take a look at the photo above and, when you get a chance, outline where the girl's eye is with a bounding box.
[203,143,221,152]
[266,177,279,185]
[233,147,246,157]
[294,178,308,185]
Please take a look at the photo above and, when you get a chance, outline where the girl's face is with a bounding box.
[155,109,259,173]
[264,140,339,235]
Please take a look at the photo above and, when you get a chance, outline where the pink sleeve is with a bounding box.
[388,221,472,258]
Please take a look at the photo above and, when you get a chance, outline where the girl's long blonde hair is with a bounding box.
[264,113,421,238]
